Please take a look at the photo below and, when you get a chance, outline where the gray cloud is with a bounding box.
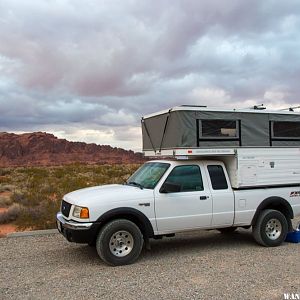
[0,0,300,149]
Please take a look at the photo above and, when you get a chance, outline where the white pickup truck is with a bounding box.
[57,158,300,266]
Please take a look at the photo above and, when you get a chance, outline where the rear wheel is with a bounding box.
[96,219,144,266]
[252,209,288,247]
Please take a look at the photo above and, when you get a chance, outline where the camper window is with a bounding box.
[272,121,300,138]
[200,120,238,138]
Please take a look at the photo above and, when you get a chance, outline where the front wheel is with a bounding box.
[252,209,288,247]
[96,219,144,266]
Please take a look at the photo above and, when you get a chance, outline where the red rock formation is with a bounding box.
[0,132,145,166]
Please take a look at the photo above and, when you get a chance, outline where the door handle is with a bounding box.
[200,196,209,200]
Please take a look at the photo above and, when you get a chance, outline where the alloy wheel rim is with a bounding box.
[265,218,282,240]
[109,230,134,257]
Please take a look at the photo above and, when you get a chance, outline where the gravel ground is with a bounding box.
[0,227,299,300]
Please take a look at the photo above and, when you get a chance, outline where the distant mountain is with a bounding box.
[0,132,145,167]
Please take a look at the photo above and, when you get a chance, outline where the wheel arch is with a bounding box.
[251,196,294,230]
[96,207,155,239]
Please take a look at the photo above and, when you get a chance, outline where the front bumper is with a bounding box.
[56,212,100,244]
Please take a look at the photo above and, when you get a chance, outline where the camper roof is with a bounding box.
[143,105,300,119]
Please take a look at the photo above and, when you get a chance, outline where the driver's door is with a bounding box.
[154,164,213,233]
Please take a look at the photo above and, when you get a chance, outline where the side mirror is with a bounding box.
[160,182,181,193]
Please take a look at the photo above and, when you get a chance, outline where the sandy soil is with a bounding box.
[0,202,16,237]
[0,224,17,237]
[0,191,11,198]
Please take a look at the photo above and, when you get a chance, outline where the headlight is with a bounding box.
[73,205,89,219]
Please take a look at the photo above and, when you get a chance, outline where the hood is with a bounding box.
[63,184,154,207]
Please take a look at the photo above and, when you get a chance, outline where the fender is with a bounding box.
[96,207,154,238]
[251,196,294,227]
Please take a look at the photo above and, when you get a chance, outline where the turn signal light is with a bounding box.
[80,207,89,219]
[73,205,90,219]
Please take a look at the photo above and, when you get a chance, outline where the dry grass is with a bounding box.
[0,204,22,224]
[0,164,140,230]
[0,184,14,193]
[0,195,14,207]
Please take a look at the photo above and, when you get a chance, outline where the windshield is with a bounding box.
[127,162,170,189]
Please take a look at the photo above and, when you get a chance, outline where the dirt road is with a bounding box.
[0,229,299,300]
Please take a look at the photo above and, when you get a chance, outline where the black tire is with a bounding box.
[252,209,288,247]
[96,219,144,266]
[217,227,238,234]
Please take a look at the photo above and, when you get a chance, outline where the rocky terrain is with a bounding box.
[0,132,145,166]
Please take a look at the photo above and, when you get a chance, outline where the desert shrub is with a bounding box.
[0,169,11,176]
[0,176,10,184]
[0,184,14,193]
[59,176,88,193]
[15,206,43,229]
[15,199,60,230]
[52,167,69,179]
[39,182,56,195]
[0,204,22,224]
[1,164,141,230]
[11,192,31,206]
[0,195,14,207]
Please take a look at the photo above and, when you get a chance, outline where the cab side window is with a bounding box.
[165,165,203,192]
[207,165,228,190]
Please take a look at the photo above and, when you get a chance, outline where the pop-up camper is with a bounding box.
[142,105,300,188]
[142,105,300,152]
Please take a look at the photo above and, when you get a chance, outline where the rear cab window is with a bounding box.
[207,165,228,190]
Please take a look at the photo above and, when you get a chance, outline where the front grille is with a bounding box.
[61,200,72,218]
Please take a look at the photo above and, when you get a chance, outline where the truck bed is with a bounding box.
[233,184,300,226]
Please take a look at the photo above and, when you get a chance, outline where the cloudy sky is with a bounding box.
[1,0,300,151]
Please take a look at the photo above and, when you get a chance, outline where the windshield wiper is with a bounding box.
[127,181,144,189]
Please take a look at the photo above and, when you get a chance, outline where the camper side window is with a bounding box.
[272,121,300,138]
[200,120,238,138]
